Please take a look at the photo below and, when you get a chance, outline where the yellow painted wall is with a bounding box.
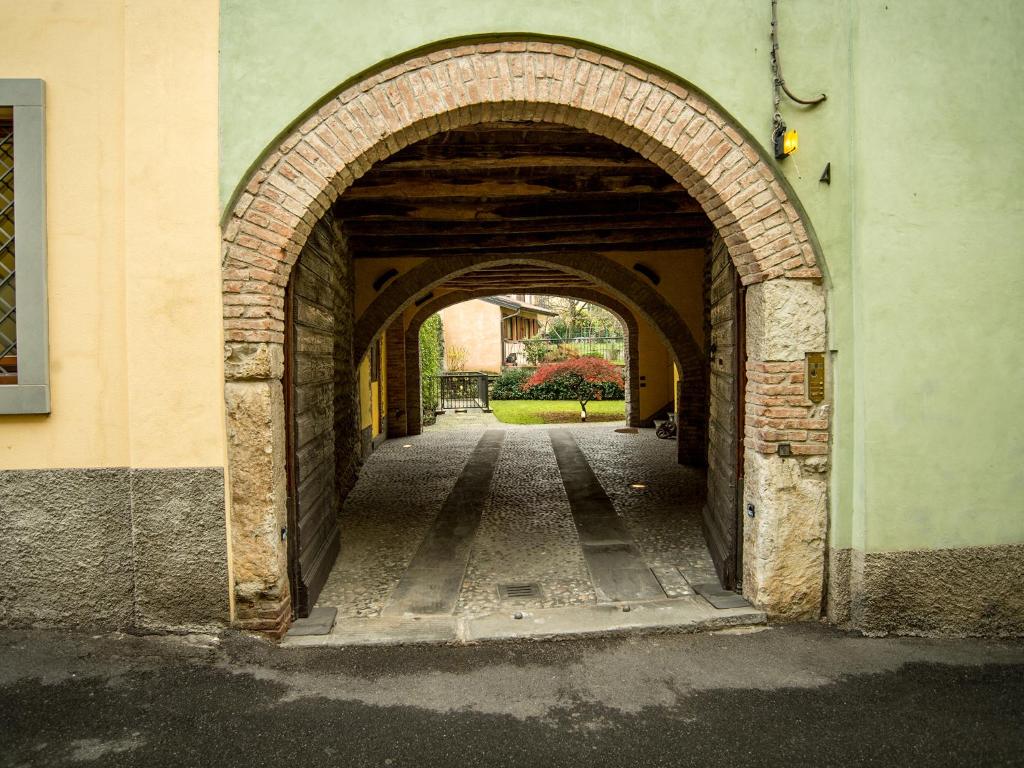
[602,249,704,423]
[353,257,426,319]
[607,249,706,349]
[375,334,386,438]
[0,0,223,470]
[358,339,385,438]
[359,356,371,431]
[636,317,674,421]
[673,365,680,413]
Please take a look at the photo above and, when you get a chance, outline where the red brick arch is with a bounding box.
[223,41,819,337]
[401,287,643,434]
[222,38,830,632]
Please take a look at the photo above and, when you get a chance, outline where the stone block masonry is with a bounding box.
[740,278,829,619]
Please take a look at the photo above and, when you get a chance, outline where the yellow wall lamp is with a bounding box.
[773,120,799,160]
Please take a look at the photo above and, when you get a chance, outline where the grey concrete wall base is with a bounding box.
[0,469,134,628]
[130,468,229,630]
[826,547,853,626]
[0,467,228,631]
[848,543,1024,637]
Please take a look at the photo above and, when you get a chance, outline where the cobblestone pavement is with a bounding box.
[572,427,719,585]
[316,428,487,618]
[426,410,501,429]
[316,419,718,618]
[456,428,594,616]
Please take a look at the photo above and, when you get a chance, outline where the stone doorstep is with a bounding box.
[280,597,766,648]
[285,606,338,636]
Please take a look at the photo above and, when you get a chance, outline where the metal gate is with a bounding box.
[435,373,491,411]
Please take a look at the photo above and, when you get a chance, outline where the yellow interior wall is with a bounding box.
[357,339,385,438]
[353,257,427,320]
[673,364,680,413]
[607,249,706,348]
[636,317,674,421]
[0,0,222,470]
[358,355,371,431]
[375,334,385,438]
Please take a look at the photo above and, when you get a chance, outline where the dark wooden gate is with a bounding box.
[701,237,744,589]
[284,276,341,617]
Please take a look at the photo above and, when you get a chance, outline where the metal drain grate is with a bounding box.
[498,583,542,600]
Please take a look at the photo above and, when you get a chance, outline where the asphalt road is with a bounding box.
[1,623,1022,767]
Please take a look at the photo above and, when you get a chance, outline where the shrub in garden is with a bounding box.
[446,344,468,372]
[545,343,580,363]
[490,368,532,400]
[526,357,625,422]
[523,339,550,366]
[419,314,444,424]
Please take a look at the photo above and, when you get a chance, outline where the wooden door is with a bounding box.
[701,241,743,589]
[284,276,341,617]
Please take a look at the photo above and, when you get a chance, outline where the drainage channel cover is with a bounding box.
[498,583,543,600]
[286,606,338,637]
[693,582,753,610]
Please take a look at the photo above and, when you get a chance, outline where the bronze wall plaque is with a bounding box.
[806,352,825,403]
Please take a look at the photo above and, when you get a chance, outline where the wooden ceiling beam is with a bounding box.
[334,193,701,221]
[340,175,679,200]
[341,213,708,236]
[348,227,708,251]
[351,238,709,258]
[376,156,651,172]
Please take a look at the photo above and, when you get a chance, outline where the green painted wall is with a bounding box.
[849,2,1024,551]
[219,0,1023,554]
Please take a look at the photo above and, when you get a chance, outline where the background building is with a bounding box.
[438,295,555,373]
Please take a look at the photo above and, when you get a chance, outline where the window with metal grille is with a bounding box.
[0,80,48,414]
[1,109,16,384]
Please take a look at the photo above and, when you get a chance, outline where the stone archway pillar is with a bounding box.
[405,327,423,437]
[741,279,829,619]
[385,319,408,438]
[223,343,291,631]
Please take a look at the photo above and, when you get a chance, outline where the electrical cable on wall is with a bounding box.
[771,0,826,159]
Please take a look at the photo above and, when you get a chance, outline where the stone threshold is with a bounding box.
[281,596,766,648]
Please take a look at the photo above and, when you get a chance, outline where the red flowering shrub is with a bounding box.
[526,357,625,421]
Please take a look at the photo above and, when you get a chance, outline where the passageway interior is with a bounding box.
[315,421,722,626]
[284,119,749,639]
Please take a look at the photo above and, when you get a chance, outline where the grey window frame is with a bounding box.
[0,79,48,414]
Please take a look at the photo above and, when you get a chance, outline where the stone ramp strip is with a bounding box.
[382,429,506,616]
[548,429,665,602]
[283,598,766,647]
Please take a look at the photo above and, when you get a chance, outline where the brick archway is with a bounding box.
[223,39,829,632]
[399,287,643,435]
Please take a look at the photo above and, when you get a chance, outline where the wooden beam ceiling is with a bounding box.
[337,122,712,273]
[440,266,595,291]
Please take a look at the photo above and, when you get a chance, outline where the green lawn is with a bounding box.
[490,399,626,425]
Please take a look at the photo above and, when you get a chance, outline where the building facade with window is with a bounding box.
[438,296,556,373]
[0,1,1021,637]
